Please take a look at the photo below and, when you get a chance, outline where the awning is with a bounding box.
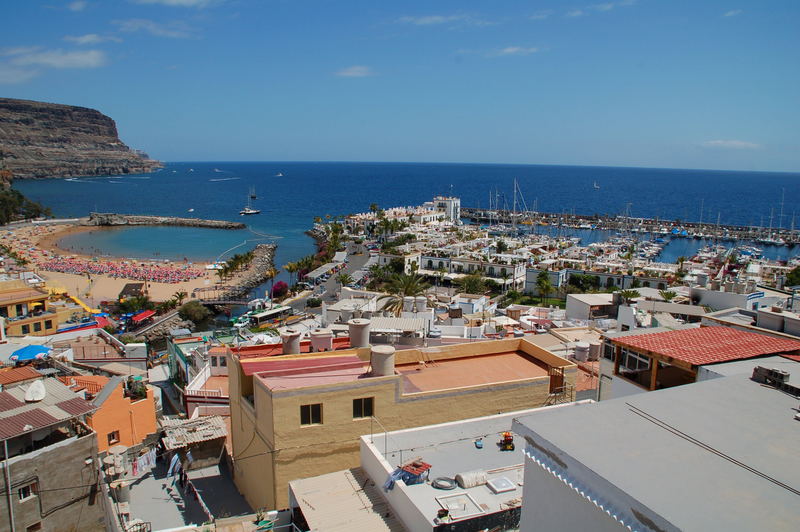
[132,309,156,323]
[10,345,51,363]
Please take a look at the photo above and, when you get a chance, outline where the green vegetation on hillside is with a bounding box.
[0,188,51,225]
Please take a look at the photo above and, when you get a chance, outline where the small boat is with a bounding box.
[188,208,194,213]
[249,186,257,199]
[275,172,283,177]
[593,181,600,190]
[240,206,261,215]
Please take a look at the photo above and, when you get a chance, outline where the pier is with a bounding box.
[460,207,800,246]
[83,212,246,229]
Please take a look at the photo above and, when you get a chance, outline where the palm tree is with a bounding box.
[336,272,354,291]
[283,262,298,287]
[676,256,687,272]
[618,289,641,305]
[436,266,447,287]
[265,267,279,301]
[172,290,188,306]
[537,271,553,305]
[659,290,677,302]
[500,271,511,294]
[378,273,430,316]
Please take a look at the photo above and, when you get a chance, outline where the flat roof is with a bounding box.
[611,326,800,367]
[569,293,614,306]
[290,468,404,531]
[366,405,587,529]
[398,352,548,393]
[513,375,800,531]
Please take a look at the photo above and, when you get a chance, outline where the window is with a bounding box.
[33,322,42,332]
[220,356,227,367]
[18,482,38,501]
[26,523,42,532]
[353,397,374,419]
[21,324,30,335]
[44,320,52,329]
[107,430,120,445]
[300,403,322,425]
[211,356,218,367]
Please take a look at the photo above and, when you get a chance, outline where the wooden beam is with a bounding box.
[649,359,659,390]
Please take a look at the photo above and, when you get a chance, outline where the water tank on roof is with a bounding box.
[415,296,427,313]
[574,341,590,362]
[348,318,371,348]
[403,296,415,312]
[280,329,302,355]
[309,328,333,352]
[588,341,602,361]
[370,345,396,377]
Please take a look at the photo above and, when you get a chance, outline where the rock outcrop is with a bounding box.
[83,212,246,229]
[0,97,162,179]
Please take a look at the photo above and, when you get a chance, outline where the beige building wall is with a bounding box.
[228,338,576,510]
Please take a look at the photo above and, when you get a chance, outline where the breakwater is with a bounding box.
[461,208,800,245]
[83,212,246,229]
[193,243,277,304]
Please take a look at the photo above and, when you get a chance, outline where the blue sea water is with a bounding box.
[13,162,800,284]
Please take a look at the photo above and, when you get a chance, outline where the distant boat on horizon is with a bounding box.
[275,172,283,177]
[188,208,194,212]
[249,186,257,199]
[593,181,600,190]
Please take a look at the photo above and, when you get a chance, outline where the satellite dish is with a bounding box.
[24,380,46,402]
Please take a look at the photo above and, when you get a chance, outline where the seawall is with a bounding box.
[83,212,246,229]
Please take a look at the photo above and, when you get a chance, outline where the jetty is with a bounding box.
[460,207,800,246]
[83,212,246,229]
[193,243,277,305]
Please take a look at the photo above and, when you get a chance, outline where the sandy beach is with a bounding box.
[2,221,228,306]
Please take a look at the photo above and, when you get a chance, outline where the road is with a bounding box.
[287,242,371,314]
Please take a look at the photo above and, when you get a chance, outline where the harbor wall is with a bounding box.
[83,212,246,229]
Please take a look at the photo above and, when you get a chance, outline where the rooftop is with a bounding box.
[0,377,96,441]
[398,352,548,393]
[161,415,227,450]
[0,366,42,386]
[513,374,800,532]
[610,326,800,367]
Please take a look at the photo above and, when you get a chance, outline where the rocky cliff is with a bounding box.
[0,97,162,179]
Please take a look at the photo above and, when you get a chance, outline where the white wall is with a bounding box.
[520,455,626,532]
[565,296,590,320]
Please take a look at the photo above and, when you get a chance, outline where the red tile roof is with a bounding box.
[235,337,352,360]
[56,397,96,417]
[0,366,41,386]
[244,354,364,376]
[0,409,59,440]
[0,392,24,413]
[612,326,800,367]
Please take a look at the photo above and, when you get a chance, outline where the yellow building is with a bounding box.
[228,336,576,510]
[0,279,57,337]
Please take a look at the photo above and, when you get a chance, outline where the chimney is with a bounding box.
[348,318,371,348]
[280,329,302,354]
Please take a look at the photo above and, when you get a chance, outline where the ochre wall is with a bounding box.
[87,382,158,453]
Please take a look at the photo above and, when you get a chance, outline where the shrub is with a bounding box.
[306,297,322,308]
[271,281,288,298]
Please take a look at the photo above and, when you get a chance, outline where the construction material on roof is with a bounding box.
[161,415,227,450]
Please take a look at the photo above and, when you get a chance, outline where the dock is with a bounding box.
[460,207,800,246]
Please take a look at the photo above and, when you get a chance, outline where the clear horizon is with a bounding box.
[2,1,799,173]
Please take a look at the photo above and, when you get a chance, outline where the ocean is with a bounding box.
[13,162,800,286]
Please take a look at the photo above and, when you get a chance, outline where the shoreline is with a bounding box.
[1,221,269,307]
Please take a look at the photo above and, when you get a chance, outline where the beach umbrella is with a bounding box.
[10,345,51,363]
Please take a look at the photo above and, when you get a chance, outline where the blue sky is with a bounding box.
[1,0,799,172]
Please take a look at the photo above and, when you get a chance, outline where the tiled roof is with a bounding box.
[611,326,800,367]
[57,397,97,417]
[242,354,364,376]
[0,409,59,440]
[0,366,41,386]
[0,378,96,440]
[0,392,24,412]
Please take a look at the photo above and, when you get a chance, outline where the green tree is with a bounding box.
[618,289,641,305]
[495,240,508,254]
[659,290,677,302]
[786,266,800,287]
[178,301,212,328]
[336,272,354,290]
[457,273,487,295]
[537,271,553,304]
[378,273,430,316]
[172,290,188,306]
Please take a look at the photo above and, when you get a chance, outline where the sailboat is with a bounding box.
[593,181,600,190]
[249,186,257,199]
[240,192,261,215]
